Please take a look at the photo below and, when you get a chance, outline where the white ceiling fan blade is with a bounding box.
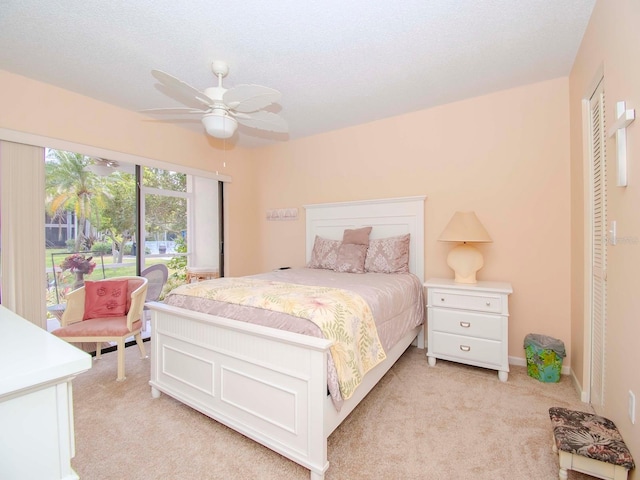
[234,111,288,133]
[140,107,207,115]
[151,70,213,109]
[223,84,281,113]
[90,157,119,168]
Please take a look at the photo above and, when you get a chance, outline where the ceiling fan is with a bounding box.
[142,61,288,139]
[85,158,119,176]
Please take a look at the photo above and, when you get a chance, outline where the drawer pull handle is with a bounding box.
[460,345,471,352]
[440,297,445,302]
[486,301,491,306]
[460,321,471,328]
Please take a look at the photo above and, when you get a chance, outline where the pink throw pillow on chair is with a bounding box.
[83,280,129,320]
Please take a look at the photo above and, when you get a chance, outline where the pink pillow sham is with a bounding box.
[342,226,372,245]
[365,234,410,274]
[334,243,368,273]
[308,230,410,275]
[307,236,341,270]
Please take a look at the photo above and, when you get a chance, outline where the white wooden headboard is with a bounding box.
[303,196,426,282]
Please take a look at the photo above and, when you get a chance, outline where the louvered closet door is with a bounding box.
[590,79,606,411]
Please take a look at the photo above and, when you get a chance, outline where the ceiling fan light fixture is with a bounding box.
[202,112,237,139]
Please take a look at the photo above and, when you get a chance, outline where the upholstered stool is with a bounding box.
[549,407,635,480]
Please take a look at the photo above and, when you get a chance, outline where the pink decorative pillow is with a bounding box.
[83,280,129,320]
[307,236,341,270]
[342,226,372,245]
[334,243,368,273]
[365,234,411,274]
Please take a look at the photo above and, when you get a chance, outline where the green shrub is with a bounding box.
[160,275,186,300]
[166,237,187,281]
[91,241,112,255]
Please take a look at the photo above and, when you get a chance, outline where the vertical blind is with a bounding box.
[0,141,47,327]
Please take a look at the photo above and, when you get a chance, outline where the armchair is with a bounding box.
[141,264,169,303]
[52,276,148,381]
[141,264,168,331]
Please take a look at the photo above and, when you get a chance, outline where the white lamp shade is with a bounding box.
[439,211,492,283]
[202,113,238,139]
[438,211,492,243]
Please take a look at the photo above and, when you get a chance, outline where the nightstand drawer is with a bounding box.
[431,290,502,313]
[430,309,503,340]
[431,332,502,366]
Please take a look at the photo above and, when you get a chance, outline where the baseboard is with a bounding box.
[569,369,589,403]
[509,356,588,402]
[508,355,571,376]
[508,355,527,368]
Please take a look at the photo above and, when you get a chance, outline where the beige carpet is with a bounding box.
[71,345,595,479]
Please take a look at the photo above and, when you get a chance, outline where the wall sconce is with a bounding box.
[438,211,492,284]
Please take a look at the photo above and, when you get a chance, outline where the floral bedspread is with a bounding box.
[170,278,387,399]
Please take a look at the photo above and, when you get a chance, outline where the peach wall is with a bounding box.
[251,78,572,365]
[0,70,259,276]
[570,0,640,473]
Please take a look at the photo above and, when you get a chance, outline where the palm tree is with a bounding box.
[45,150,103,252]
[100,171,136,264]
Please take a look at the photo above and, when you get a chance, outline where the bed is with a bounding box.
[147,195,426,480]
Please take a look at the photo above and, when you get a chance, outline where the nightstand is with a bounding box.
[425,278,513,381]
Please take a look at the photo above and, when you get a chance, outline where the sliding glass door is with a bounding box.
[44,151,223,335]
[45,151,138,324]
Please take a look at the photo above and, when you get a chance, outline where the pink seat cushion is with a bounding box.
[83,280,129,320]
[53,316,142,338]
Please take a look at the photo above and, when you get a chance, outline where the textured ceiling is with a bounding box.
[0,1,595,149]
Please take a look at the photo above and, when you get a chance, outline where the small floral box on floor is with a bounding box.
[524,333,566,382]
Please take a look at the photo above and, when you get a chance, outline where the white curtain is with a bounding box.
[0,141,47,328]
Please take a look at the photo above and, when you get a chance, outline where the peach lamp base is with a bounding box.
[447,243,484,284]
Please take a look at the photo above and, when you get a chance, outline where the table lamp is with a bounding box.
[438,211,492,283]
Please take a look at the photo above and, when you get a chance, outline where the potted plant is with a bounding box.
[60,253,96,289]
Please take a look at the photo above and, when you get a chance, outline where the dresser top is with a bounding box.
[425,277,513,294]
[0,305,92,396]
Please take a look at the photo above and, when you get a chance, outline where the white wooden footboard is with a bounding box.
[148,301,333,480]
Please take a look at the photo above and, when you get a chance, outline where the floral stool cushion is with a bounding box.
[549,407,634,480]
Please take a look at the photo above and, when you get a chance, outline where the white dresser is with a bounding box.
[425,278,513,381]
[0,305,92,480]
